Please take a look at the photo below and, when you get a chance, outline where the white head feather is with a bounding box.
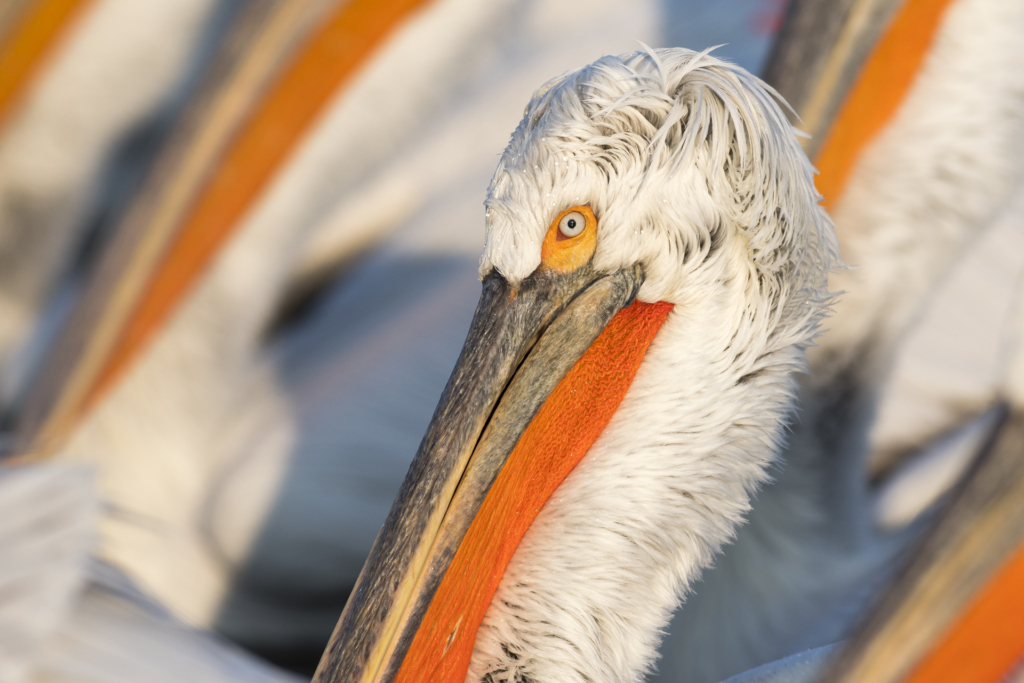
[468,48,836,683]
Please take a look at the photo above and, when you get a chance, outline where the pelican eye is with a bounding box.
[541,205,597,273]
[558,211,587,238]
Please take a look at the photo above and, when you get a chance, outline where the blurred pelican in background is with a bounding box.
[0,0,222,408]
[2,0,1024,681]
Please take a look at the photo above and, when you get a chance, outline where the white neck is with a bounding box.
[467,295,809,683]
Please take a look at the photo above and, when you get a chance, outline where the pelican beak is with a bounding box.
[313,263,645,683]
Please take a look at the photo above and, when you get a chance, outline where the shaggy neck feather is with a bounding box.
[467,281,808,683]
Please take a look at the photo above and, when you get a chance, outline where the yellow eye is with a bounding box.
[541,205,597,273]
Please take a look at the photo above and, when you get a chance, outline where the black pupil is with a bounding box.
[566,218,577,230]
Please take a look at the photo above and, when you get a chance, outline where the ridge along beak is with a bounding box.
[313,262,645,683]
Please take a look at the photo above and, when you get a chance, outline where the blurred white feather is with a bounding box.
[0,463,300,683]
[0,465,94,683]
[36,562,301,683]
[869,174,1024,465]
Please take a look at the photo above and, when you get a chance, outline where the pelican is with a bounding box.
[7,0,1024,679]
[0,0,220,407]
[314,47,837,683]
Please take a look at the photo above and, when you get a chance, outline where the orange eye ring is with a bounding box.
[541,205,597,273]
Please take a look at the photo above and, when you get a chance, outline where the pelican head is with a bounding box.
[315,48,836,683]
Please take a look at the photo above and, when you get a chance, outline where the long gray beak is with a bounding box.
[313,262,644,683]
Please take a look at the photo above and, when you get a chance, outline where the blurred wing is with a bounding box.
[37,562,303,683]
[0,464,95,683]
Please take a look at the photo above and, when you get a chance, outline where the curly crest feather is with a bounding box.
[481,48,836,349]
